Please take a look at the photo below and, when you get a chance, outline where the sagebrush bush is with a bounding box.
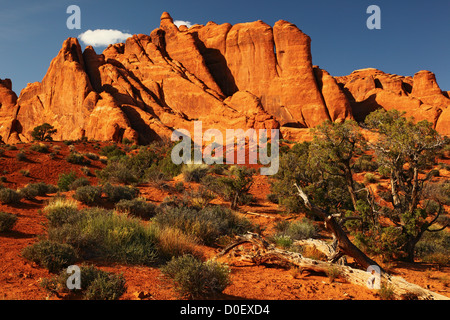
[161,254,231,299]
[99,144,126,159]
[73,185,102,205]
[84,152,99,160]
[0,188,22,204]
[19,183,58,200]
[415,231,450,266]
[115,198,156,219]
[22,240,78,273]
[182,164,209,183]
[44,198,80,228]
[273,218,318,243]
[154,205,253,245]
[0,211,17,232]
[41,264,126,300]
[364,173,379,184]
[47,207,158,265]
[16,151,27,161]
[57,171,78,191]
[66,152,91,165]
[69,177,90,190]
[103,183,139,203]
[156,226,201,260]
[30,143,50,153]
[96,160,138,185]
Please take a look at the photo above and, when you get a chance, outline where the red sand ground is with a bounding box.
[0,142,448,300]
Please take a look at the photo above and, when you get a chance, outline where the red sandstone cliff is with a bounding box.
[0,12,448,144]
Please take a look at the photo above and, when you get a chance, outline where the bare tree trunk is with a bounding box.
[215,232,449,300]
[294,183,379,270]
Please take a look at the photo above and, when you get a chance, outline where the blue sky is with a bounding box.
[1,0,449,94]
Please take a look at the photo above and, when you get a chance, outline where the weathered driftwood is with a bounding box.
[215,232,449,300]
[294,183,379,270]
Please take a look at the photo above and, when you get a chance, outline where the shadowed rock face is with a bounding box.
[335,68,450,134]
[0,12,448,144]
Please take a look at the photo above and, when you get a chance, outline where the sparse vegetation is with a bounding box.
[57,171,78,191]
[0,188,22,205]
[154,204,253,246]
[182,164,209,183]
[115,198,156,220]
[73,185,102,205]
[46,207,158,265]
[161,254,231,299]
[0,212,17,232]
[103,183,139,203]
[30,143,50,153]
[41,264,127,300]
[22,240,77,273]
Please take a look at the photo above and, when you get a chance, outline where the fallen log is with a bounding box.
[215,232,449,300]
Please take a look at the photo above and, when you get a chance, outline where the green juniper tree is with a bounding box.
[364,109,449,262]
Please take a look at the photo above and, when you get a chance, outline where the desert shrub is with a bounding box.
[19,169,30,177]
[115,198,156,220]
[44,198,80,228]
[161,254,231,299]
[182,164,209,183]
[6,144,17,150]
[0,212,18,232]
[415,231,450,265]
[84,152,99,160]
[19,183,58,200]
[66,152,91,165]
[31,123,57,142]
[266,193,279,204]
[175,181,185,192]
[145,165,170,185]
[354,226,406,262]
[57,171,78,191]
[81,166,91,176]
[279,219,318,240]
[208,164,227,175]
[272,234,293,249]
[63,140,74,146]
[47,208,158,265]
[69,177,90,190]
[41,264,126,300]
[0,188,22,204]
[103,183,139,203]
[214,166,255,210]
[96,161,138,185]
[378,283,396,300]
[154,205,252,245]
[30,143,50,153]
[353,154,378,173]
[364,173,379,184]
[16,151,27,161]
[158,155,183,178]
[83,269,127,300]
[271,219,317,248]
[326,265,341,282]
[19,184,38,199]
[183,187,216,209]
[22,240,77,273]
[156,226,201,260]
[99,144,126,159]
[73,185,102,205]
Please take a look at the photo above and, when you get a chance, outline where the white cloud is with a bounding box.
[173,20,193,28]
[78,29,132,47]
